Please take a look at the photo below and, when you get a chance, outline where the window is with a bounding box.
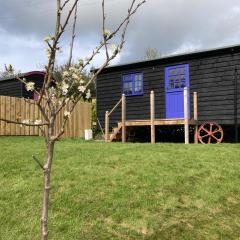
[165,64,189,91]
[122,73,143,96]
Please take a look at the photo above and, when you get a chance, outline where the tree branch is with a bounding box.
[102,0,109,60]
[0,118,49,126]
[80,0,146,72]
[39,0,79,106]
[67,2,78,67]
[108,0,146,40]
[61,0,70,10]
[32,155,44,170]
[24,98,38,105]
[53,0,146,133]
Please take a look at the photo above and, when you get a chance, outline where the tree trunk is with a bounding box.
[41,140,55,240]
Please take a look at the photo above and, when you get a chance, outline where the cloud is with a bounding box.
[121,0,240,62]
[0,0,240,71]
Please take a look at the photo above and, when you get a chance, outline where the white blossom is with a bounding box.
[25,82,35,91]
[44,36,51,42]
[6,64,14,73]
[64,111,71,118]
[58,99,63,105]
[103,29,111,38]
[86,89,91,99]
[62,82,69,95]
[78,85,86,93]
[109,44,117,52]
[72,73,79,80]
[48,86,56,95]
[22,119,30,124]
[63,71,69,77]
[34,119,42,125]
[69,67,75,72]
[79,59,84,66]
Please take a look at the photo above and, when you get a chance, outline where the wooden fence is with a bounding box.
[0,96,91,138]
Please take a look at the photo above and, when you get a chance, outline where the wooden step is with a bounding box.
[109,125,122,142]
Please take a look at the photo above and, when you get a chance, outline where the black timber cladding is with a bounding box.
[0,72,44,99]
[97,45,240,128]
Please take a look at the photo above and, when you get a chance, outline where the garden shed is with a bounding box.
[0,71,45,100]
[96,45,240,143]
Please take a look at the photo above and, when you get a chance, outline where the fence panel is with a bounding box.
[0,96,91,138]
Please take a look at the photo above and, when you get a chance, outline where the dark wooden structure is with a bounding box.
[96,45,240,143]
[0,71,45,100]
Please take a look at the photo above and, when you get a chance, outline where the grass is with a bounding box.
[1,137,240,239]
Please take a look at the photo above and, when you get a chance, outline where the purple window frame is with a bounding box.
[122,72,144,96]
[165,64,189,92]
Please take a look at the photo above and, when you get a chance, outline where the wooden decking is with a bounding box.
[105,90,198,143]
[107,118,197,142]
[125,118,197,127]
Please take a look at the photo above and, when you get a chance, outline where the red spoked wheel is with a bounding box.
[197,122,223,144]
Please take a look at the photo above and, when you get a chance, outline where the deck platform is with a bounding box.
[105,90,198,143]
[125,118,197,127]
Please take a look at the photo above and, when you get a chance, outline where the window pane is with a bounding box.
[135,83,142,92]
[169,69,176,75]
[168,80,174,89]
[123,75,131,81]
[175,81,183,88]
[134,74,143,93]
[179,67,185,74]
[123,81,133,95]
[166,65,187,90]
[180,80,186,88]
[180,74,185,80]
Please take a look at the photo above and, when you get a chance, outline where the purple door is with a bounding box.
[165,64,189,119]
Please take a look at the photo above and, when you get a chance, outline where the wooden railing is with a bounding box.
[105,94,126,142]
[150,91,155,144]
[193,91,198,144]
[183,87,198,144]
[184,87,189,144]
[105,89,198,144]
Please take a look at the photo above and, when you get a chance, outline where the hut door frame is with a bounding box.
[165,64,190,119]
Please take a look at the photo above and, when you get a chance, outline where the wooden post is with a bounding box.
[122,94,126,143]
[193,92,198,144]
[184,87,189,144]
[150,91,155,144]
[105,111,109,142]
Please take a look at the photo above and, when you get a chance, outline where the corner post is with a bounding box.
[150,90,155,144]
[122,94,126,143]
[193,92,198,144]
[184,87,189,144]
[105,111,109,142]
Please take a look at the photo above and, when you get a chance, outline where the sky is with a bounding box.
[0,0,240,72]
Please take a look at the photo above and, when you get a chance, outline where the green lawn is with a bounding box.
[1,137,240,239]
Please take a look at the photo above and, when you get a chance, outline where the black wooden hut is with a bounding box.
[96,45,240,143]
[0,71,45,100]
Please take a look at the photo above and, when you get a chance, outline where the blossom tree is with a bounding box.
[0,0,145,239]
